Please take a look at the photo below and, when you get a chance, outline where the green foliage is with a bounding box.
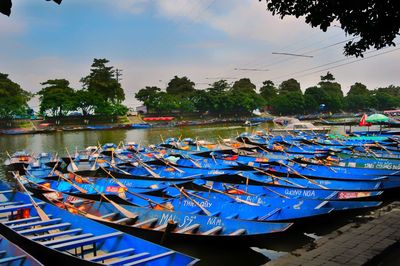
[80,58,125,103]
[135,86,161,112]
[259,0,400,57]
[260,80,277,104]
[279,78,301,94]
[38,79,75,117]
[36,58,128,118]
[74,89,104,116]
[272,91,304,115]
[231,78,256,93]
[344,83,371,111]
[166,76,196,95]
[303,73,344,113]
[0,73,31,119]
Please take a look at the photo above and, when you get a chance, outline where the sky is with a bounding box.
[1,0,400,109]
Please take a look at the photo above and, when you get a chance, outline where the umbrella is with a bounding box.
[365,114,389,123]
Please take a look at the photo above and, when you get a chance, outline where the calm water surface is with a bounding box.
[0,123,370,265]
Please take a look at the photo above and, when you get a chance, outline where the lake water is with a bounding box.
[0,122,378,265]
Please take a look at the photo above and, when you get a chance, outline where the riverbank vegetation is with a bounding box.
[136,72,400,116]
[2,58,400,121]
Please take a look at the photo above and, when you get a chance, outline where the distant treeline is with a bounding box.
[1,60,400,120]
[136,72,400,115]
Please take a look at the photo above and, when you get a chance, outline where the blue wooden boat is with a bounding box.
[203,171,384,191]
[0,188,197,265]
[3,151,34,173]
[25,175,334,222]
[131,123,151,129]
[0,234,42,265]
[163,187,382,212]
[190,180,384,201]
[38,191,293,243]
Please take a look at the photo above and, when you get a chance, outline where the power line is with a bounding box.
[234,68,269,71]
[271,43,399,82]
[271,52,313,58]
[293,46,400,80]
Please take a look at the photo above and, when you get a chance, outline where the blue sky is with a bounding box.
[1,0,400,108]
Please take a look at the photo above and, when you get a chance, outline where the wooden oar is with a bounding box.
[278,162,328,189]
[154,154,184,173]
[12,172,51,221]
[88,183,138,219]
[202,184,260,206]
[173,184,211,216]
[97,167,173,211]
[65,147,79,172]
[49,196,108,222]
[221,183,255,196]
[49,159,59,176]
[5,150,12,159]
[180,153,202,168]
[375,142,393,155]
[114,152,161,178]
[239,166,305,189]
[91,155,99,171]
[262,186,290,199]
[53,171,88,194]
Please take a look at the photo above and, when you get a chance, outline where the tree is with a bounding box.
[74,89,103,116]
[347,82,369,96]
[153,92,179,113]
[166,76,196,95]
[38,79,75,117]
[231,78,256,93]
[207,80,230,94]
[317,73,344,112]
[0,73,31,119]
[1,0,62,17]
[80,58,125,103]
[135,86,161,112]
[304,86,329,113]
[259,0,400,56]
[344,82,371,111]
[279,78,301,94]
[260,80,278,104]
[272,91,304,115]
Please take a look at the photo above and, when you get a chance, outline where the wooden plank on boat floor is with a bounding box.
[0,202,22,207]
[0,255,26,264]
[29,228,83,241]
[124,251,175,266]
[114,217,131,224]
[108,252,149,266]
[42,233,93,246]
[49,232,123,250]
[230,229,246,236]
[19,222,71,235]
[132,217,158,227]
[0,202,45,213]
[260,208,281,220]
[89,248,135,262]
[3,215,53,225]
[0,190,13,194]
[225,213,238,219]
[10,218,62,230]
[202,226,223,235]
[154,223,168,231]
[176,224,200,234]
[101,212,117,219]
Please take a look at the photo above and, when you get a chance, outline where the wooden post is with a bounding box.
[160,220,176,245]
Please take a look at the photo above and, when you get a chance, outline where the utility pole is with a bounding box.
[115,68,123,82]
